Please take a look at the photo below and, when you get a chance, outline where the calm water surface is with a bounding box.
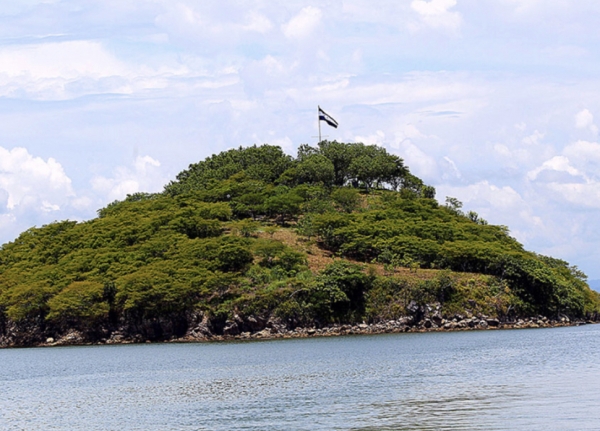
[1,325,599,431]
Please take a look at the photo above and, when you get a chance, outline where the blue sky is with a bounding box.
[1,0,600,278]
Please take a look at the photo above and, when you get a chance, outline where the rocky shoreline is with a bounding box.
[12,313,594,349]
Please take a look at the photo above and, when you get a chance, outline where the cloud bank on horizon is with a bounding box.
[2,0,600,277]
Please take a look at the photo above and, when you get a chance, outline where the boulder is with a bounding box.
[222,320,240,336]
[486,318,500,327]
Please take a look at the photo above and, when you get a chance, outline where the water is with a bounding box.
[1,325,599,431]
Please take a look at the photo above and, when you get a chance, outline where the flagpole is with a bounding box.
[318,105,321,142]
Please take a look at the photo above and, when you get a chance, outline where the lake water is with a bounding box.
[1,325,599,431]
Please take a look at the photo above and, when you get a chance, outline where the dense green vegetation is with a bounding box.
[0,142,598,345]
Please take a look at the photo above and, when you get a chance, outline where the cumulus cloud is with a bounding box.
[575,109,598,135]
[0,146,73,211]
[526,155,582,182]
[0,146,75,244]
[282,6,322,39]
[526,140,600,208]
[410,0,462,31]
[91,155,165,203]
[563,140,600,167]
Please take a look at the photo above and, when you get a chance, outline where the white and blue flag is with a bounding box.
[318,106,338,128]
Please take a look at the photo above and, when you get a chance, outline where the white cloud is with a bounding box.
[522,129,544,146]
[527,155,581,181]
[282,6,322,39]
[544,182,600,209]
[91,155,165,203]
[575,109,598,134]
[0,146,73,211]
[0,40,190,100]
[0,146,76,244]
[393,140,438,180]
[526,140,600,209]
[0,41,127,80]
[410,0,462,31]
[563,140,600,166]
[355,130,386,146]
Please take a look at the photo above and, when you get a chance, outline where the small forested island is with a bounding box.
[1,142,599,347]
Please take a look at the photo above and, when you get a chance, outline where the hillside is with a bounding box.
[1,142,598,347]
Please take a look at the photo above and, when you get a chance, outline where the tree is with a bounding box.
[445,197,463,215]
[347,144,399,191]
[317,141,355,186]
[265,192,304,224]
[296,155,335,186]
[165,145,294,194]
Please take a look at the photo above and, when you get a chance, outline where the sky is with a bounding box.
[1,0,600,279]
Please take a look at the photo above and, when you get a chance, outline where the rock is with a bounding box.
[478,320,489,329]
[486,318,500,327]
[254,329,272,338]
[244,316,266,332]
[54,330,84,346]
[407,301,420,315]
[431,314,443,326]
[398,316,414,326]
[423,319,432,329]
[223,320,240,336]
[46,337,54,344]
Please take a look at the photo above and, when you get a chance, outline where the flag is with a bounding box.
[319,106,338,128]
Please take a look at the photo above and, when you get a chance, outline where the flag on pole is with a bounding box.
[318,106,338,128]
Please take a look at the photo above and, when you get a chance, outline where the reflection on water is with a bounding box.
[1,325,599,431]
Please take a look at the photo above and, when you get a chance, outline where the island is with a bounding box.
[1,142,598,347]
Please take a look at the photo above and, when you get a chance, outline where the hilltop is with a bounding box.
[0,142,598,347]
